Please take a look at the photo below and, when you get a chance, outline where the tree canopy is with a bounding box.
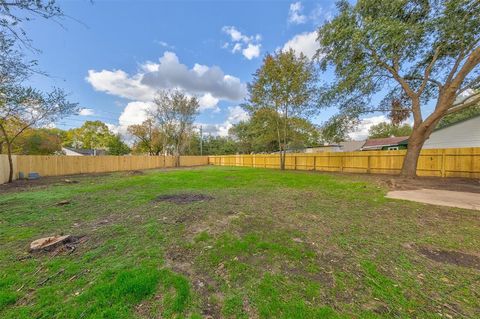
[248,49,318,168]
[65,121,116,150]
[368,122,413,139]
[229,108,321,154]
[317,0,480,176]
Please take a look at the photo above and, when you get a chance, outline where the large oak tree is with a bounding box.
[317,0,480,177]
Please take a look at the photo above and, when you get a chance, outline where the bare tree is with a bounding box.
[0,87,78,182]
[149,90,199,166]
[0,0,65,50]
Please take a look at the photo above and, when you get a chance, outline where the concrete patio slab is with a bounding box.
[386,189,480,211]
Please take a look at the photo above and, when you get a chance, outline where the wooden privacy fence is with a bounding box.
[0,155,209,184]
[208,147,480,179]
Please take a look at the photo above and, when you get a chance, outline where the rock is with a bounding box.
[29,235,71,252]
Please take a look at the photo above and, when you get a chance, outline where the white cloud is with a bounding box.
[282,31,320,59]
[198,93,220,111]
[118,101,152,127]
[86,69,154,101]
[155,40,174,49]
[86,51,247,102]
[242,44,261,60]
[78,108,95,116]
[288,2,307,24]
[199,106,249,137]
[222,26,262,60]
[232,43,242,53]
[348,115,389,140]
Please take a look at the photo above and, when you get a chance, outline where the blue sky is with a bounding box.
[24,0,381,139]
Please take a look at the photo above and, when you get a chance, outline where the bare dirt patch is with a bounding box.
[124,170,145,176]
[363,174,480,193]
[417,246,480,270]
[154,193,214,204]
[0,173,112,193]
[312,171,480,193]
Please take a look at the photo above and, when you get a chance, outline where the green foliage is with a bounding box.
[230,108,321,153]
[368,122,412,138]
[318,0,480,174]
[0,127,65,155]
[107,134,130,155]
[248,49,319,167]
[127,119,165,155]
[64,120,115,150]
[437,105,480,129]
[321,113,359,143]
[202,136,238,155]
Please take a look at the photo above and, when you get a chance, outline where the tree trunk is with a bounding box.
[7,142,14,183]
[400,131,427,178]
[279,150,285,170]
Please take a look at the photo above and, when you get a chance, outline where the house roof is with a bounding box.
[362,136,409,149]
[339,140,366,152]
[62,147,106,156]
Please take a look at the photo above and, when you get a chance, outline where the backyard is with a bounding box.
[0,166,479,318]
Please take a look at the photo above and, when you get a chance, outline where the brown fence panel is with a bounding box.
[208,148,480,179]
[9,155,208,181]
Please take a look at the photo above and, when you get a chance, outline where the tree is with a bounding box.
[437,104,480,129]
[368,122,413,139]
[127,119,164,155]
[107,134,130,156]
[320,113,359,144]
[317,0,480,177]
[229,108,321,154]
[201,136,238,155]
[0,1,76,182]
[0,0,65,50]
[149,89,199,166]
[248,49,318,169]
[65,121,115,150]
[0,88,77,182]
[10,127,65,155]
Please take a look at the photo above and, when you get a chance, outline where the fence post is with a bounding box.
[340,153,344,172]
[313,156,316,171]
[441,149,446,177]
[294,155,297,170]
[367,155,371,174]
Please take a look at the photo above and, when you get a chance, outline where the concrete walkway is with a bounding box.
[386,189,480,211]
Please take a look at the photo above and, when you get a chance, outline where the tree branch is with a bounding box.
[449,47,480,91]
[417,47,441,95]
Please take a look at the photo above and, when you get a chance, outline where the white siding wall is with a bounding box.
[423,116,480,149]
[62,147,84,156]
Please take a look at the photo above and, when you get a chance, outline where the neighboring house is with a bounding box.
[304,145,342,153]
[62,147,106,156]
[339,140,366,152]
[423,115,480,149]
[290,142,366,153]
[361,136,409,151]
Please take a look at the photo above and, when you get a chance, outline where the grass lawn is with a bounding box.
[1,166,479,318]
